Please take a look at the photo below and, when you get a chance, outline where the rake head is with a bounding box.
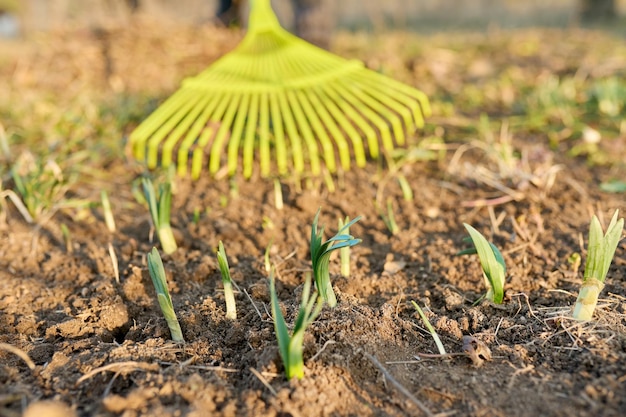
[130,0,431,179]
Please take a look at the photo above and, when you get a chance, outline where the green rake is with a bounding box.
[130,0,431,179]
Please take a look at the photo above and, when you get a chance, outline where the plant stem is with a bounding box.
[572,278,604,321]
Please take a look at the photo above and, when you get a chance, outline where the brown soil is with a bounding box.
[1,21,626,417]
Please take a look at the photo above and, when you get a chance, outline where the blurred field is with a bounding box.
[10,0,626,34]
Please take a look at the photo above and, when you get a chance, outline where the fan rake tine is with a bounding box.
[227,93,251,176]
[333,82,392,153]
[259,92,271,177]
[131,88,187,163]
[176,93,220,177]
[243,93,260,179]
[277,90,305,174]
[295,89,336,173]
[314,86,366,167]
[323,83,379,159]
[191,91,231,179]
[347,82,405,149]
[356,71,428,131]
[210,92,241,175]
[270,92,288,175]
[304,88,351,171]
[286,90,321,176]
[146,92,200,168]
[354,77,414,144]
[161,94,206,168]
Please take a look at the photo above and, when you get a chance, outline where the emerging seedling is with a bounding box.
[269,270,323,380]
[147,247,185,343]
[216,241,237,320]
[273,179,283,210]
[411,301,446,355]
[311,209,361,307]
[459,224,506,304]
[142,177,177,254]
[338,216,351,277]
[379,198,399,235]
[60,224,72,253]
[101,190,116,233]
[573,210,624,321]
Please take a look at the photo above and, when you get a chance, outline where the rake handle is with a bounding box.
[248,0,282,34]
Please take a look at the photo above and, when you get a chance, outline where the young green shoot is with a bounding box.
[9,157,81,222]
[216,241,237,320]
[142,177,177,254]
[269,270,323,379]
[61,223,72,253]
[0,186,34,223]
[264,241,272,273]
[274,179,284,210]
[311,209,361,308]
[573,210,624,321]
[146,247,184,343]
[379,198,399,235]
[397,174,414,202]
[108,242,120,284]
[101,190,116,233]
[459,224,506,304]
[338,216,351,277]
[411,301,446,355]
[192,207,201,225]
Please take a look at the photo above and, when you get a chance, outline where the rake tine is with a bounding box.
[277,90,305,174]
[191,91,231,179]
[131,88,187,163]
[210,92,241,175]
[146,92,200,168]
[243,93,260,179]
[295,90,336,173]
[355,71,429,130]
[259,92,270,177]
[227,93,250,176]
[161,94,206,168]
[177,93,220,177]
[333,82,392,153]
[314,85,366,167]
[269,92,288,175]
[286,90,321,175]
[322,82,379,159]
[348,83,405,149]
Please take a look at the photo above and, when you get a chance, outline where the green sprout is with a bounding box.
[274,178,284,210]
[459,224,506,304]
[573,210,624,321]
[142,177,177,254]
[338,216,351,277]
[270,270,323,380]
[101,190,116,233]
[216,241,237,320]
[396,174,414,202]
[8,156,83,222]
[411,301,446,355]
[378,198,399,235]
[310,209,361,308]
[146,247,185,343]
[61,223,72,253]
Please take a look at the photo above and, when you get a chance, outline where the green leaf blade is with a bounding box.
[462,223,506,304]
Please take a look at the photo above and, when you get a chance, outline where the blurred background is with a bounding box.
[1,0,626,38]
